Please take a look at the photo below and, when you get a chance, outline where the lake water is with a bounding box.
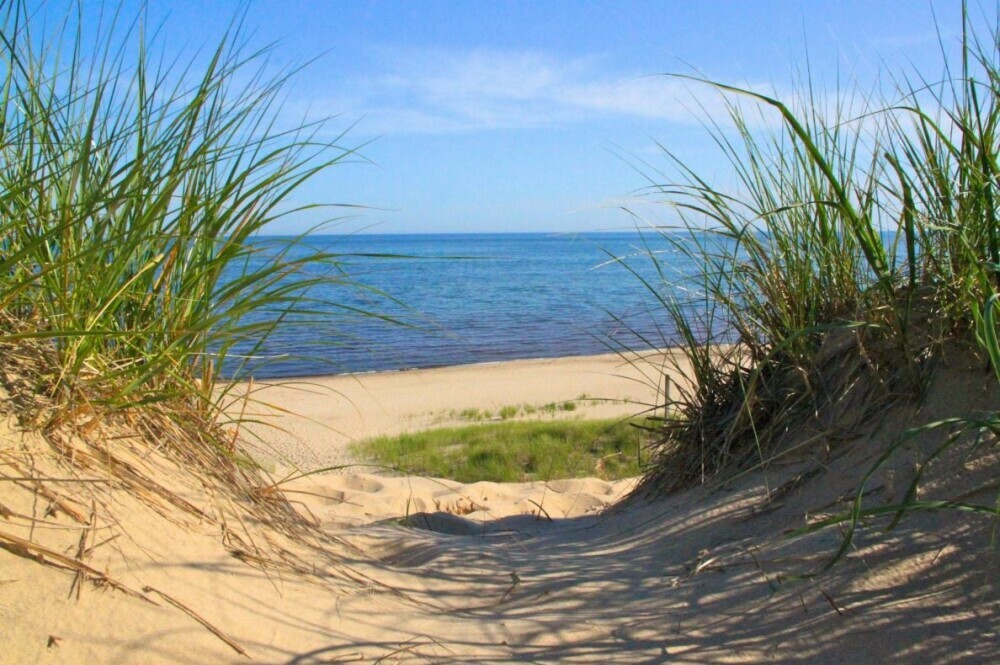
[226,232,701,378]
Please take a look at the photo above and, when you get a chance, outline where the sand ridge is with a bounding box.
[2,351,998,664]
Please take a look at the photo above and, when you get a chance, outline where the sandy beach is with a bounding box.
[231,350,681,527]
[230,350,688,475]
[3,349,998,664]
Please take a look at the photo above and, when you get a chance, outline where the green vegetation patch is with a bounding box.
[354,419,649,483]
[445,398,587,423]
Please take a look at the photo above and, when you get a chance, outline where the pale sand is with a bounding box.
[284,473,640,529]
[3,350,998,664]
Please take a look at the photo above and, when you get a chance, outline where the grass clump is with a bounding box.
[0,0,376,550]
[458,407,489,421]
[446,399,585,422]
[540,400,577,414]
[354,419,648,483]
[0,1,371,427]
[498,405,519,420]
[624,3,1000,541]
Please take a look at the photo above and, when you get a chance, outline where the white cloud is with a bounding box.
[286,46,905,140]
[562,76,708,121]
[310,48,768,135]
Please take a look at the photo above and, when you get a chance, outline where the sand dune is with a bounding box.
[3,351,998,664]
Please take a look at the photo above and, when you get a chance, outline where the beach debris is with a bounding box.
[500,570,521,602]
[143,585,250,658]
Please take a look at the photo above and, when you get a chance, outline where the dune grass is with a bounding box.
[621,2,999,551]
[0,0,384,535]
[354,418,649,483]
[0,1,385,415]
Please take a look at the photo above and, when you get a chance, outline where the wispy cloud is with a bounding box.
[303,48,753,135]
[868,28,959,51]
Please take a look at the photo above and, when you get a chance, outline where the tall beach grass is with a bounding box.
[0,1,378,524]
[627,3,1000,544]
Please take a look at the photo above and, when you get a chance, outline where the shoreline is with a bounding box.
[235,347,673,382]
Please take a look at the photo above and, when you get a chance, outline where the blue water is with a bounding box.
[225,232,697,379]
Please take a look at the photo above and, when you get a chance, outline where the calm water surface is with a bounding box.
[225,232,701,378]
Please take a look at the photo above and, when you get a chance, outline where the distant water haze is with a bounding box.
[222,232,713,378]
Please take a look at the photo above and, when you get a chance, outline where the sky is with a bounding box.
[68,0,974,235]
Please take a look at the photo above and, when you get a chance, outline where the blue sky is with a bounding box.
[77,1,970,234]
